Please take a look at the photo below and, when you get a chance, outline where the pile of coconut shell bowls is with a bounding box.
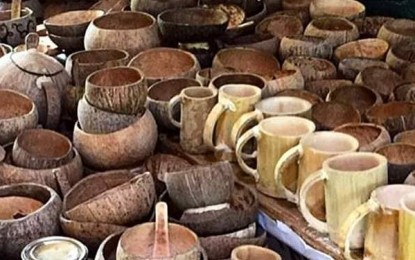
[44,10,104,53]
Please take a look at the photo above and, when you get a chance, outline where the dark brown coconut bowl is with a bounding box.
[212,47,280,80]
[12,129,73,170]
[160,181,258,236]
[355,67,403,102]
[305,79,353,99]
[394,130,415,146]
[208,72,267,93]
[378,19,415,47]
[128,47,200,85]
[0,89,38,145]
[224,33,279,56]
[276,89,323,105]
[282,56,337,82]
[63,170,155,226]
[144,153,192,196]
[48,34,84,53]
[333,38,389,63]
[326,85,383,117]
[392,83,415,103]
[376,143,415,184]
[157,7,229,43]
[334,123,391,152]
[44,10,104,37]
[386,42,415,73]
[0,183,62,260]
[255,14,304,40]
[312,101,361,130]
[165,161,235,210]
[366,102,415,137]
[338,58,389,81]
[353,16,394,38]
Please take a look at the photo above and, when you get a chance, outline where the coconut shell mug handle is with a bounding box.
[25,32,39,50]
[167,95,182,128]
[235,126,260,182]
[36,77,61,129]
[203,99,236,150]
[230,109,264,149]
[299,170,329,233]
[275,144,303,203]
[339,199,380,260]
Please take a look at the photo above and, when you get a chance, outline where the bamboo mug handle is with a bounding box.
[153,202,171,258]
[203,99,236,150]
[339,199,379,259]
[275,144,302,204]
[230,109,264,149]
[167,95,182,128]
[299,170,329,233]
[235,126,260,182]
[36,77,61,129]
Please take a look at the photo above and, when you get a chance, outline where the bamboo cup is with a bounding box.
[399,192,415,260]
[203,84,261,161]
[299,152,388,248]
[339,184,415,260]
[231,245,281,260]
[230,96,312,148]
[274,132,359,216]
[168,87,217,154]
[236,116,316,198]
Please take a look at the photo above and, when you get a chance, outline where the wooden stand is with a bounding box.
[158,133,363,260]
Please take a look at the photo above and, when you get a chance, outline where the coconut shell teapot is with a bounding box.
[0,33,70,129]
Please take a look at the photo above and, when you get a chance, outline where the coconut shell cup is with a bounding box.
[338,58,389,81]
[392,83,415,103]
[212,47,280,80]
[0,183,62,260]
[271,9,310,26]
[334,123,391,152]
[77,96,140,134]
[282,56,337,82]
[128,47,200,86]
[355,67,403,102]
[73,108,158,170]
[165,161,235,210]
[353,16,394,38]
[309,0,365,20]
[305,79,353,99]
[255,14,304,40]
[157,7,229,43]
[84,11,161,57]
[0,89,38,145]
[195,67,236,86]
[12,129,73,170]
[312,101,361,130]
[44,10,104,37]
[85,66,147,115]
[394,130,415,146]
[64,170,155,226]
[267,69,305,96]
[160,181,258,236]
[376,143,415,184]
[377,19,415,47]
[333,38,389,63]
[279,35,333,60]
[403,63,415,83]
[304,16,359,48]
[386,42,415,73]
[275,89,323,105]
[366,102,415,137]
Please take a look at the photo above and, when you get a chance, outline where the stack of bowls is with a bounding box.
[43,10,104,53]
[74,66,158,171]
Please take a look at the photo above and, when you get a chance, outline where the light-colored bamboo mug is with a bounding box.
[274,131,359,215]
[299,152,388,248]
[231,245,281,260]
[399,192,415,260]
[230,96,312,148]
[168,87,217,154]
[203,84,262,161]
[339,184,415,260]
[236,116,316,198]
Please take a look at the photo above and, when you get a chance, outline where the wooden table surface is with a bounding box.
[158,134,363,260]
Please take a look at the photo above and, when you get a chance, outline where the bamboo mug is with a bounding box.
[299,152,388,248]
[203,84,262,161]
[339,184,415,260]
[168,87,217,154]
[274,131,359,212]
[399,192,415,260]
[236,116,316,198]
[230,96,312,148]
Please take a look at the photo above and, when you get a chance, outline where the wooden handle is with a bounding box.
[339,199,379,259]
[167,95,182,128]
[235,126,260,181]
[275,144,302,204]
[36,77,61,129]
[230,109,263,149]
[11,0,21,19]
[299,170,329,233]
[153,202,171,258]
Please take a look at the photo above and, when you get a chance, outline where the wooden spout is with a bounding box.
[153,202,171,259]
[11,0,21,19]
